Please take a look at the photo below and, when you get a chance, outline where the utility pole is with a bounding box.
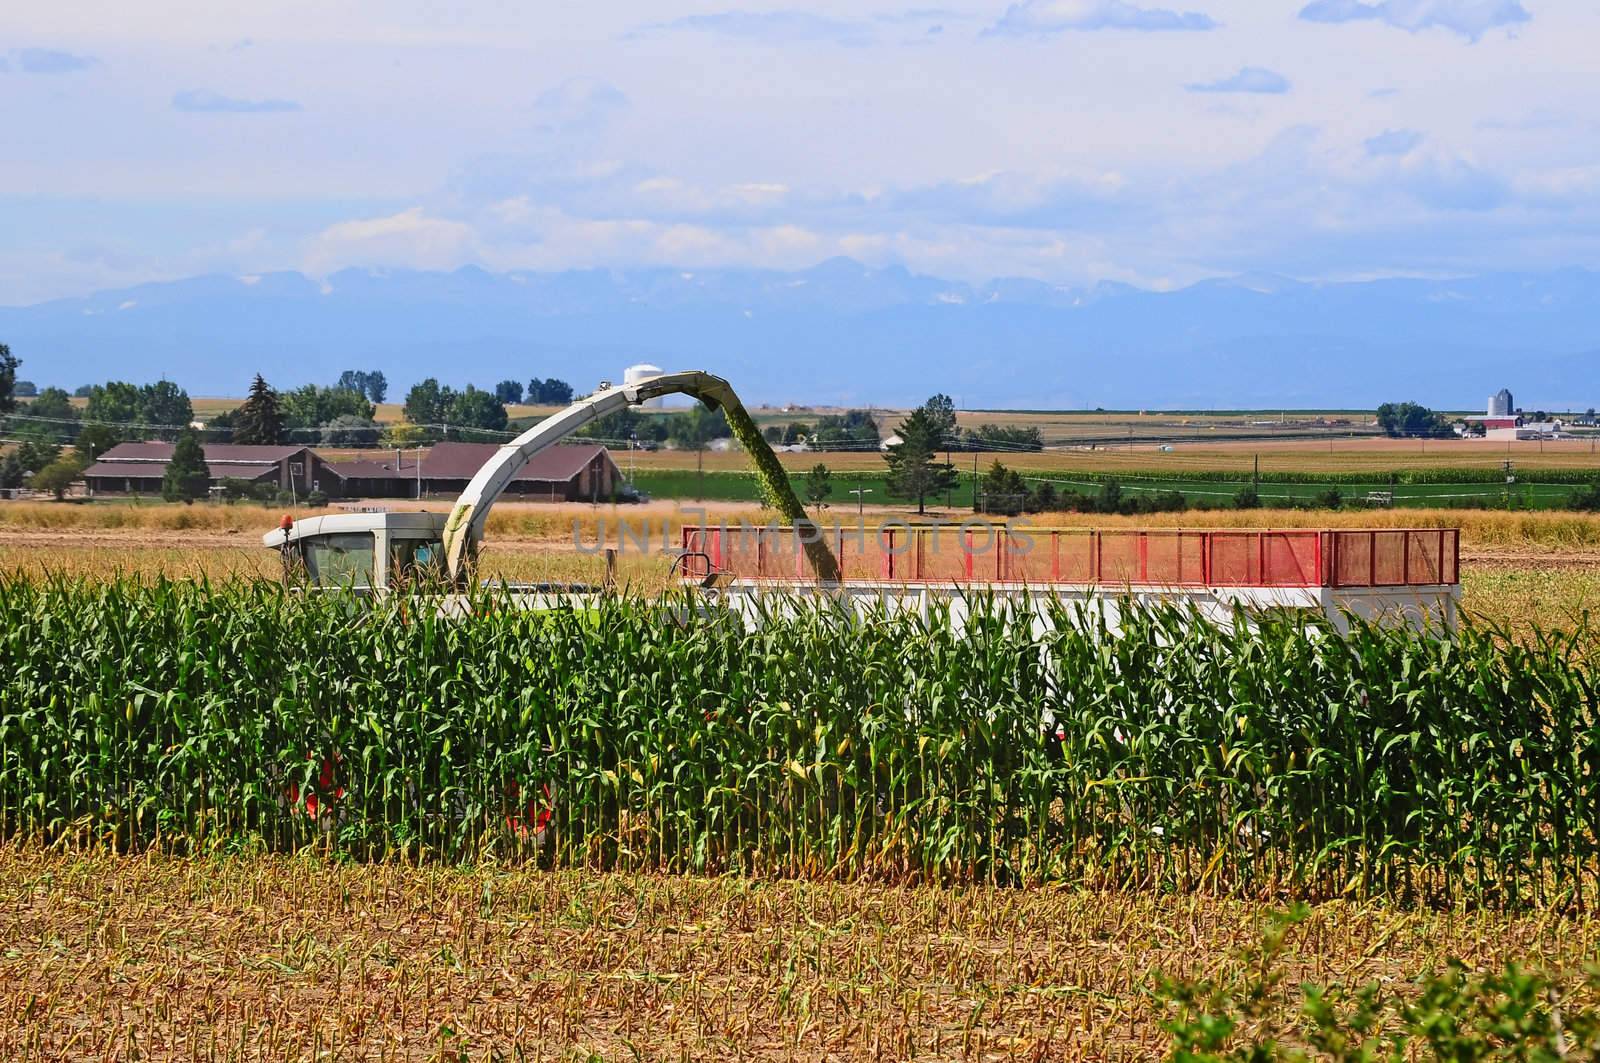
[946,437,953,510]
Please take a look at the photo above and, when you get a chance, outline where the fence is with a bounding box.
[679,525,1459,589]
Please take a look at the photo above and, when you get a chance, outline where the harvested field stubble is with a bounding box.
[2,848,1598,1061]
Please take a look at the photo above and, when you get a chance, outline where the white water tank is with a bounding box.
[624,363,666,409]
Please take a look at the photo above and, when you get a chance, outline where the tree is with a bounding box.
[0,344,17,414]
[232,374,284,446]
[381,421,429,448]
[25,387,76,422]
[883,405,958,514]
[140,380,193,433]
[447,386,508,437]
[575,406,665,444]
[922,393,957,448]
[1376,402,1452,439]
[667,405,729,448]
[980,460,1029,516]
[803,464,833,513]
[809,410,880,450]
[75,423,119,461]
[1233,485,1260,510]
[84,381,143,426]
[529,378,573,405]
[72,385,93,398]
[403,378,453,431]
[967,424,1043,451]
[0,452,26,490]
[33,452,89,501]
[495,379,524,405]
[15,381,35,397]
[161,429,210,503]
[320,414,381,445]
[281,384,374,436]
[336,369,388,403]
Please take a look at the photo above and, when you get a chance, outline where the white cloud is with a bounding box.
[303,208,478,275]
[1298,0,1530,41]
[987,0,1217,35]
[1186,67,1290,94]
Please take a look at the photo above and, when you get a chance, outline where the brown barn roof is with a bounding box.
[321,460,401,478]
[84,442,313,481]
[91,442,311,465]
[416,442,613,483]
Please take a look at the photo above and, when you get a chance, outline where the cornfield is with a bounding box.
[2,576,1595,907]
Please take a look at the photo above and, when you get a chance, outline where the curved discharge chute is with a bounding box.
[441,370,840,585]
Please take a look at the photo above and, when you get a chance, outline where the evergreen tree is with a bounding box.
[803,463,833,513]
[0,344,18,414]
[884,404,959,515]
[922,393,957,447]
[980,460,1029,516]
[232,374,284,445]
[162,429,211,503]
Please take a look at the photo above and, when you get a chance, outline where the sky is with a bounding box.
[1,0,1596,305]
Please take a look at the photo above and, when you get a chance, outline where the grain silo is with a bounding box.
[624,363,666,409]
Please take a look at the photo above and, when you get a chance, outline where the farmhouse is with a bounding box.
[83,442,328,497]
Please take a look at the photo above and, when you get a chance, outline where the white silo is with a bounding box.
[624,363,666,409]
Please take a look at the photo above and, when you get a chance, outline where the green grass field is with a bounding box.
[630,468,1584,510]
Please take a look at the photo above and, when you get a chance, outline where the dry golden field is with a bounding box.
[626,435,1600,475]
[3,847,1597,1062]
[1,500,1597,637]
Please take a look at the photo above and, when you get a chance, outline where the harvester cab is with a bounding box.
[264,511,448,592]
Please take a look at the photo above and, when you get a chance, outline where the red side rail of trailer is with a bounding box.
[678,526,1459,589]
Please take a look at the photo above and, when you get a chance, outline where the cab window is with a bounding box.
[392,538,443,584]
[304,533,375,588]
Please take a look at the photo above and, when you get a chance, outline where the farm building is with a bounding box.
[80,440,621,501]
[323,442,621,501]
[83,443,329,497]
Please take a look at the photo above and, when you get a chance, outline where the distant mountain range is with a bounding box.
[5,259,1598,410]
